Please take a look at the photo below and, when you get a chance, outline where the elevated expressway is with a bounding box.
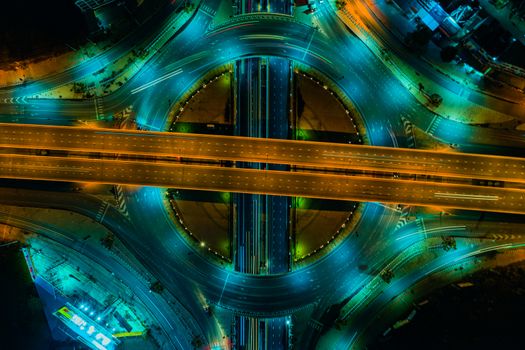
[1,152,525,214]
[1,123,525,183]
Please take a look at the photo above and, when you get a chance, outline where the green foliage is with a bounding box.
[100,233,114,249]
[441,236,457,252]
[335,0,346,10]
[183,2,196,13]
[440,45,459,63]
[150,281,164,293]
[380,269,395,283]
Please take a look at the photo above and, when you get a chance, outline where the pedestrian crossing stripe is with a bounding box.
[200,4,216,17]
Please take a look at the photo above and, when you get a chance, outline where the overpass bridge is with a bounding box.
[1,154,525,214]
[1,123,525,183]
[1,123,525,214]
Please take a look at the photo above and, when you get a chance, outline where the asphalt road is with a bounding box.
[2,123,525,183]
[2,154,525,214]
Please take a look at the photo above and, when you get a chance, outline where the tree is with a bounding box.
[191,335,204,347]
[380,269,395,283]
[440,45,459,63]
[72,82,86,94]
[150,281,164,293]
[441,236,457,251]
[184,2,196,13]
[429,93,443,107]
[406,27,433,53]
[335,0,346,10]
[100,233,114,249]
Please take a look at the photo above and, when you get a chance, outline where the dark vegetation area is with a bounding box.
[0,243,53,349]
[0,0,88,64]
[369,261,525,349]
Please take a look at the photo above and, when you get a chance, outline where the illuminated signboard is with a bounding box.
[53,303,119,350]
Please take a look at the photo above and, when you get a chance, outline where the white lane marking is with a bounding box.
[217,273,230,305]
[396,225,466,241]
[131,68,183,94]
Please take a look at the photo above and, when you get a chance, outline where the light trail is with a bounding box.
[130,68,183,94]
[434,193,500,201]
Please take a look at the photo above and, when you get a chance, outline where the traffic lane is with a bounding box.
[0,18,332,125]
[2,191,314,318]
[310,203,401,309]
[134,18,525,150]
[0,0,213,121]
[0,20,516,318]
[2,154,525,214]
[0,14,410,314]
[125,187,408,316]
[0,99,97,119]
[2,123,525,183]
[346,0,525,119]
[319,1,525,150]
[121,186,319,315]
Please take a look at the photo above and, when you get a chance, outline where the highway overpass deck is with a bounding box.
[1,123,525,183]
[1,154,525,215]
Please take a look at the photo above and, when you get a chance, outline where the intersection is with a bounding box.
[1,0,525,349]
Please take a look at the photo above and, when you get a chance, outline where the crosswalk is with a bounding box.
[394,216,409,231]
[414,218,425,234]
[425,115,441,136]
[94,96,104,119]
[95,201,110,223]
[199,3,217,17]
[307,318,324,331]
[97,187,130,221]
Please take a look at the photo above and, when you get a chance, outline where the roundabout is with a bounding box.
[1,0,525,349]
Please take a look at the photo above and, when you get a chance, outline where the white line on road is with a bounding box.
[98,202,109,223]
[131,68,183,94]
[217,273,230,305]
[301,30,316,60]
